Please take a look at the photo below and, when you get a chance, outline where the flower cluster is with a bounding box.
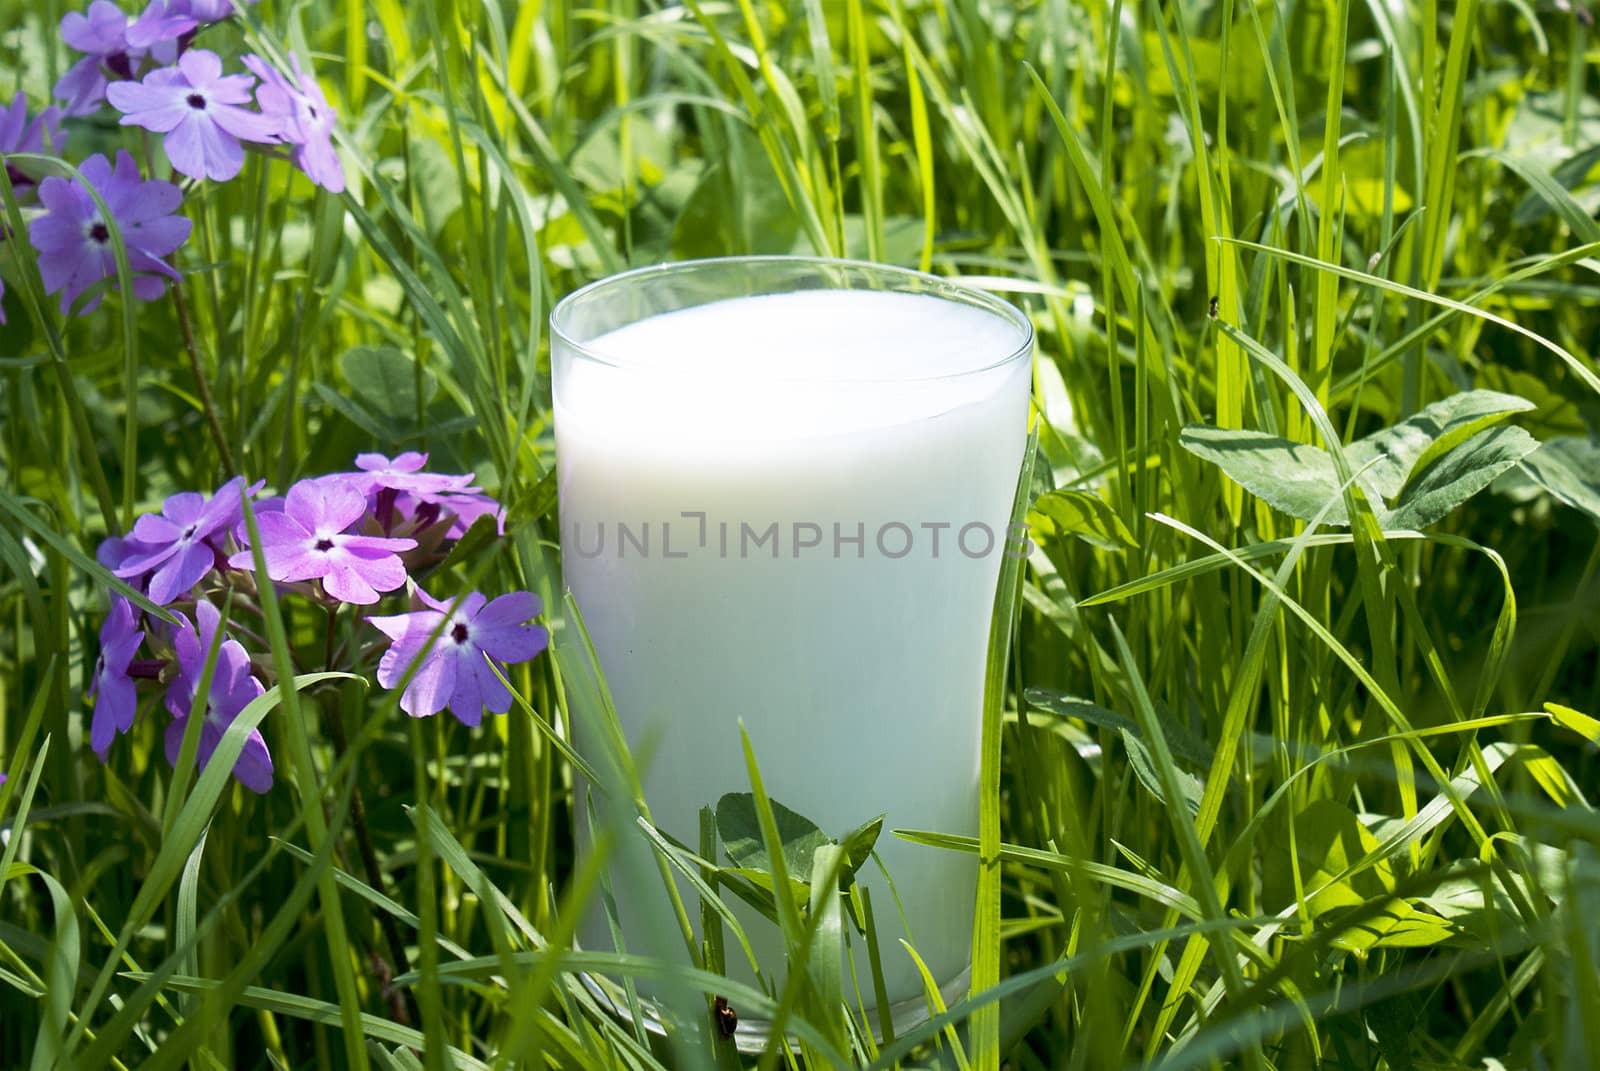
[0,0,344,323]
[90,454,544,793]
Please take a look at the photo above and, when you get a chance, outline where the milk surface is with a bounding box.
[556,288,1031,1011]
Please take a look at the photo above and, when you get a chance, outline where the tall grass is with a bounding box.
[3,0,1599,1067]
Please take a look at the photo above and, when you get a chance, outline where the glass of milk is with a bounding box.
[551,257,1033,1039]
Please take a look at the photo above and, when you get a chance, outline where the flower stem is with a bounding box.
[322,604,415,1024]
[325,602,340,671]
[323,690,416,1024]
[171,278,238,477]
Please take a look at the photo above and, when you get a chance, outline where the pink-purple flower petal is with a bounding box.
[89,598,144,758]
[27,150,190,314]
[367,586,546,725]
[107,49,281,182]
[114,477,249,604]
[241,51,345,192]
[232,477,415,603]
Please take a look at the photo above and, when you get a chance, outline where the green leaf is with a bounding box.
[310,381,388,441]
[1346,389,1536,498]
[64,672,358,1063]
[1178,425,1371,524]
[1474,146,1600,245]
[510,466,559,526]
[1513,144,1600,229]
[131,976,493,1070]
[1265,799,1394,919]
[1183,402,1540,530]
[672,133,799,259]
[720,867,809,917]
[1323,897,1456,955]
[0,493,174,622]
[836,813,885,877]
[715,792,830,885]
[1385,426,1541,530]
[803,842,846,1030]
[24,863,78,1071]
[340,345,436,422]
[1547,702,1600,743]
[1027,489,1137,551]
[1521,437,1600,526]
[1023,688,1217,768]
[1120,729,1203,815]
[1511,744,1590,809]
[435,513,504,575]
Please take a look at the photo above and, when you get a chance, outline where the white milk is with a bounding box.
[555,287,1031,1014]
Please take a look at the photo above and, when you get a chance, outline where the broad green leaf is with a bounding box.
[340,344,436,422]
[1323,896,1456,955]
[1419,871,1513,923]
[1346,390,1536,498]
[1120,729,1203,815]
[1521,437,1600,526]
[722,867,810,912]
[672,132,798,259]
[1027,489,1137,551]
[1178,425,1373,524]
[1385,426,1541,530]
[1182,393,1539,531]
[715,792,830,885]
[1265,799,1394,919]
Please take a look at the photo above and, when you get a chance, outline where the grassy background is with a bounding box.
[3,0,1600,1067]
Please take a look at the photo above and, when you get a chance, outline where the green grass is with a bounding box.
[4,0,1600,1067]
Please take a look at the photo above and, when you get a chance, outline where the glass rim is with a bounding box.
[548,255,1035,384]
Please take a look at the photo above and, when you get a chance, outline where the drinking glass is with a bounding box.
[551,256,1033,1039]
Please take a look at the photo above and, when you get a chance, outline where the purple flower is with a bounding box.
[114,476,252,605]
[107,50,281,182]
[369,588,547,726]
[27,150,191,315]
[125,0,197,50]
[54,1,152,116]
[88,597,145,758]
[340,453,498,538]
[242,52,344,193]
[61,2,137,60]
[97,533,149,573]
[165,600,272,793]
[126,0,250,49]
[179,0,248,21]
[347,452,476,498]
[404,490,506,538]
[0,92,62,321]
[0,93,66,204]
[229,479,416,604]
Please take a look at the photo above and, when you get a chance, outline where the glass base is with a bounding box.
[579,963,973,1054]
